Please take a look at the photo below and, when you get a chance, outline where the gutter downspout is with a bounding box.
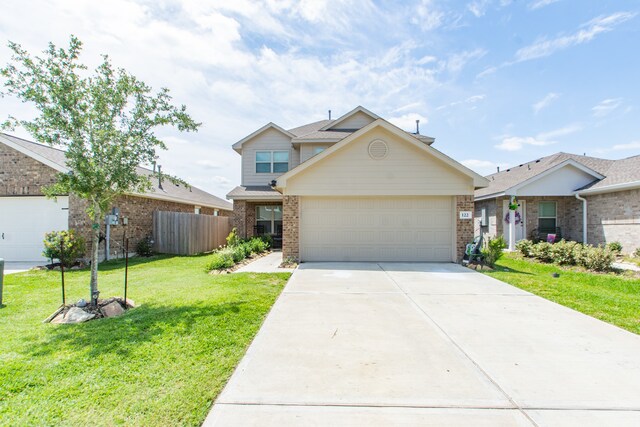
[575,193,587,244]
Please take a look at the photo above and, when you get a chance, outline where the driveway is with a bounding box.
[204,263,640,426]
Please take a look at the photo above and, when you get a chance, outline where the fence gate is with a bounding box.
[153,211,231,255]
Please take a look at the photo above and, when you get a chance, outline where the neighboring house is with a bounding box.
[474,152,640,253]
[0,133,232,262]
[227,106,489,262]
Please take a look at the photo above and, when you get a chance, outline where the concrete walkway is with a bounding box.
[235,251,295,273]
[204,262,640,426]
[2,261,41,275]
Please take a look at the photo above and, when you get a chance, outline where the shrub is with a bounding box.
[226,227,241,248]
[635,247,640,258]
[136,236,154,257]
[607,241,622,254]
[230,245,246,263]
[481,235,507,267]
[550,240,578,265]
[259,234,273,249]
[248,237,268,254]
[515,239,534,257]
[531,242,554,263]
[42,230,86,267]
[206,249,234,270]
[579,245,615,272]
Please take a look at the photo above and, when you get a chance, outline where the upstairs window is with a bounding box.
[313,146,326,156]
[538,201,557,233]
[256,151,289,173]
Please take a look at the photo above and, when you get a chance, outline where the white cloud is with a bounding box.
[437,94,486,110]
[528,0,561,10]
[467,0,491,17]
[495,124,581,151]
[388,113,428,133]
[442,48,487,74]
[592,98,623,118]
[532,92,560,114]
[461,159,509,175]
[515,12,636,62]
[413,0,444,31]
[594,141,640,153]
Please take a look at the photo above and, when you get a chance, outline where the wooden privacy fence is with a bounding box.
[153,211,231,255]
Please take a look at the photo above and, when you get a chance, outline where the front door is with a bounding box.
[503,199,526,243]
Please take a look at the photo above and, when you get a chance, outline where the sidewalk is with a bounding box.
[235,252,295,273]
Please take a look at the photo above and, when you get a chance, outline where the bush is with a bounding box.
[607,241,622,254]
[42,230,86,267]
[579,245,615,272]
[481,235,507,267]
[531,242,554,263]
[136,236,154,257]
[230,245,246,263]
[248,237,268,254]
[550,240,578,265]
[226,227,241,248]
[635,247,640,258]
[259,234,273,249]
[206,249,234,270]
[515,239,534,257]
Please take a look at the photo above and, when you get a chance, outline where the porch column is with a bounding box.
[508,195,516,251]
[282,195,300,260]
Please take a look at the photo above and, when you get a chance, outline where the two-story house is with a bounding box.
[227,106,489,263]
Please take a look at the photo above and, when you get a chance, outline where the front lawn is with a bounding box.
[483,253,640,335]
[0,255,290,426]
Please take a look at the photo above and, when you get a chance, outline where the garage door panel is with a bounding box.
[300,196,453,262]
[0,196,69,262]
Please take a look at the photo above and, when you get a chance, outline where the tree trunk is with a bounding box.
[90,202,101,306]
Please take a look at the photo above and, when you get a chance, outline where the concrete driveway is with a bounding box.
[204,263,640,426]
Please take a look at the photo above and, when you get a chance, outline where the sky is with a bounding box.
[1,0,638,199]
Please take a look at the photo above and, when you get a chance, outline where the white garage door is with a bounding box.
[0,196,69,262]
[299,196,454,262]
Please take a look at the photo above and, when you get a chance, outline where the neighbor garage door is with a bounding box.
[0,196,69,262]
[299,196,453,262]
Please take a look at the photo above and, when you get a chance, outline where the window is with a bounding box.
[538,201,557,233]
[194,206,201,215]
[313,146,325,156]
[213,209,219,217]
[256,205,283,235]
[256,151,289,173]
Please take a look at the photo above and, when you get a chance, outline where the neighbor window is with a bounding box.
[256,205,283,235]
[313,146,325,156]
[538,201,557,233]
[194,207,201,215]
[255,151,289,173]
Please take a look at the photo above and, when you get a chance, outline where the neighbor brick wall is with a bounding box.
[0,142,59,196]
[282,195,300,260]
[456,195,474,262]
[585,189,640,253]
[70,194,222,259]
[474,199,497,240]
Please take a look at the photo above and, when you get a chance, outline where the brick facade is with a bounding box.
[0,142,59,196]
[231,200,282,239]
[455,195,474,261]
[585,189,640,253]
[282,195,300,260]
[2,141,232,259]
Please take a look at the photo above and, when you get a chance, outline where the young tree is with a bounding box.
[1,36,199,305]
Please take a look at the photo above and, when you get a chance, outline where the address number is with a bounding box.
[459,211,472,220]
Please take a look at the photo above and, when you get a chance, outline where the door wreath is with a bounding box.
[504,210,522,225]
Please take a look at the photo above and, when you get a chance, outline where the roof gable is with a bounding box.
[512,160,603,196]
[232,122,295,153]
[319,106,380,131]
[276,119,488,193]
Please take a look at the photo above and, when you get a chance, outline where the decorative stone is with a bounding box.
[76,299,87,308]
[62,307,96,323]
[101,301,125,318]
[125,298,136,308]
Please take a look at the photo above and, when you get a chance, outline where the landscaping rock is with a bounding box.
[101,301,125,318]
[76,298,87,308]
[125,298,136,308]
[62,307,96,323]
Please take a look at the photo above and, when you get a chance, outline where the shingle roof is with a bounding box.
[579,155,640,190]
[475,152,622,198]
[285,118,433,143]
[226,185,282,200]
[1,133,232,210]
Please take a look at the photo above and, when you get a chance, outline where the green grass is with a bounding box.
[483,253,640,335]
[0,254,290,426]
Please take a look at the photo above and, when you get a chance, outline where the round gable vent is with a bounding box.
[368,139,388,160]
